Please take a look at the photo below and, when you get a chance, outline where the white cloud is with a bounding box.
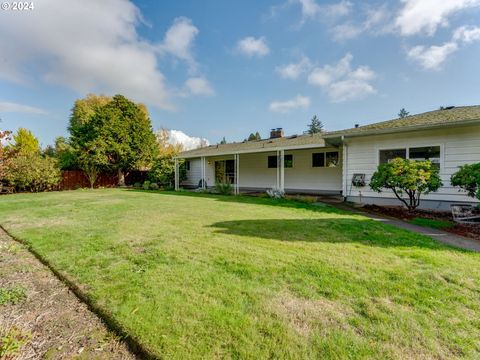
[236,36,270,57]
[295,0,352,22]
[407,42,459,70]
[453,25,480,43]
[0,0,175,110]
[184,77,215,96]
[0,1,213,109]
[160,129,209,150]
[157,17,199,72]
[275,57,312,80]
[308,53,376,102]
[0,101,47,115]
[331,24,363,41]
[395,0,480,36]
[269,95,310,113]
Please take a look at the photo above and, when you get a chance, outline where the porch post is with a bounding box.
[276,150,280,189]
[174,158,179,191]
[201,156,205,189]
[279,149,285,192]
[234,154,240,195]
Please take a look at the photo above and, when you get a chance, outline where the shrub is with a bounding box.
[149,182,159,190]
[143,180,151,190]
[148,156,187,187]
[370,158,442,211]
[4,154,61,192]
[266,188,285,199]
[451,162,480,202]
[215,182,233,195]
[133,182,142,188]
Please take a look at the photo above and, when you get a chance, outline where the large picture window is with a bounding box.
[379,146,441,168]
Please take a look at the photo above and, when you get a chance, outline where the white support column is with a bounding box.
[174,158,179,191]
[276,150,280,189]
[279,149,285,192]
[201,157,206,189]
[234,154,240,195]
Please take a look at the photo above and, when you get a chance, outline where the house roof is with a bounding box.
[178,133,325,158]
[178,105,480,158]
[324,105,480,138]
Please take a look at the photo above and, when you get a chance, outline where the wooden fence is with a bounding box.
[59,170,148,190]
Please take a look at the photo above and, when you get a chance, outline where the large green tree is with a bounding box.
[69,94,158,186]
[0,129,12,181]
[451,162,480,202]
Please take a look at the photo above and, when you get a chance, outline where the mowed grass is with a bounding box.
[0,189,479,359]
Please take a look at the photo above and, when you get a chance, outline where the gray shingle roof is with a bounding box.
[178,105,480,158]
[325,105,480,137]
[178,133,325,158]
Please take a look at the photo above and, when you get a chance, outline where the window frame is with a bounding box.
[325,151,339,167]
[376,144,444,170]
[267,155,277,169]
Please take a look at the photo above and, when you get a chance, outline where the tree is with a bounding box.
[307,115,324,134]
[148,128,186,188]
[369,158,442,211]
[54,137,78,170]
[0,129,13,181]
[398,108,409,118]
[4,153,61,192]
[220,137,227,144]
[12,128,39,155]
[69,94,158,186]
[451,163,480,202]
[247,132,262,141]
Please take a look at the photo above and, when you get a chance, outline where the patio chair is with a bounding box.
[451,204,480,224]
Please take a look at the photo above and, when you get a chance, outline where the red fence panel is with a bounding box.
[59,170,148,190]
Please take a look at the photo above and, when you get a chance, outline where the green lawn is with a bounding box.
[0,189,479,359]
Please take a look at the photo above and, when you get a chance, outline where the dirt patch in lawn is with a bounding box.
[363,204,480,241]
[270,292,353,337]
[0,228,135,359]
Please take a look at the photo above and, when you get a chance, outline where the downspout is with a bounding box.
[342,136,348,202]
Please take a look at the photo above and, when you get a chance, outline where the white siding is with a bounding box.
[345,125,480,203]
[181,158,202,187]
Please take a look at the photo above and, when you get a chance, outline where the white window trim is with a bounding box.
[376,144,444,171]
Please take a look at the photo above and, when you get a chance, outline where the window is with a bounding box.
[268,155,293,168]
[379,148,407,164]
[312,153,325,167]
[268,155,277,168]
[379,146,441,168]
[185,160,190,171]
[284,154,293,168]
[326,152,339,167]
[409,146,440,168]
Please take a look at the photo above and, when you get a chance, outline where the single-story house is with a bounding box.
[175,106,480,210]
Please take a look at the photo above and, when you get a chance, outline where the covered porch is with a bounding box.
[175,145,343,195]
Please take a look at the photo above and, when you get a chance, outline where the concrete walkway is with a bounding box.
[321,202,480,252]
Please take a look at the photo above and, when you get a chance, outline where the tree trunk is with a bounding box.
[118,169,126,187]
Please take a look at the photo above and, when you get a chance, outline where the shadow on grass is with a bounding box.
[124,189,344,215]
[208,218,459,250]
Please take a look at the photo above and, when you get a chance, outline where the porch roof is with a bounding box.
[177,133,326,158]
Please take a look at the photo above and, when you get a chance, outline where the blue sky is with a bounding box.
[1,0,480,147]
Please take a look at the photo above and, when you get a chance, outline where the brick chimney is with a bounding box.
[270,128,284,139]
